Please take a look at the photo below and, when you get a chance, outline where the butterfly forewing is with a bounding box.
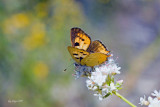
[87,40,110,54]
[81,53,110,66]
[71,28,91,51]
[68,46,89,64]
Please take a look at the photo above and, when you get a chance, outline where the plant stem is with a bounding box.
[113,91,137,107]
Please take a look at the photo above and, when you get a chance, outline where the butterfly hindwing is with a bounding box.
[87,40,110,54]
[81,53,110,66]
[68,46,89,64]
[71,28,91,51]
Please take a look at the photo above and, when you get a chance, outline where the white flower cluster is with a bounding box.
[139,90,160,107]
[85,58,123,100]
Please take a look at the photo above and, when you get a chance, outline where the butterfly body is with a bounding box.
[68,27,111,67]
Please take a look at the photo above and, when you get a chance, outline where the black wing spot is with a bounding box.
[75,58,79,59]
[81,39,85,41]
[80,57,83,61]
[75,42,79,46]
[80,52,83,53]
[73,53,78,55]
[83,54,87,55]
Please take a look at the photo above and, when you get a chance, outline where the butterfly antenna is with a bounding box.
[63,63,74,72]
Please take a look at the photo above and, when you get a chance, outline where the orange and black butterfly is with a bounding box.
[68,27,111,67]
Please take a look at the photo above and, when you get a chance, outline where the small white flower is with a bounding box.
[94,93,103,100]
[148,97,160,107]
[151,90,160,99]
[110,64,121,74]
[94,59,121,75]
[86,79,94,90]
[92,86,98,91]
[139,95,149,106]
[116,80,123,84]
[148,96,153,103]
[102,82,118,93]
[90,71,106,87]
[108,58,114,62]
[110,82,117,91]
[102,86,109,96]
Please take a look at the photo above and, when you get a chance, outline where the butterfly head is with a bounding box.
[74,63,93,79]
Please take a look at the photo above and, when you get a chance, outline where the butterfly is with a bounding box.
[68,27,111,67]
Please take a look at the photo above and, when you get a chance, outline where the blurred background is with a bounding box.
[0,0,160,107]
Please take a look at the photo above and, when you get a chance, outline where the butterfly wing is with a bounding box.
[81,53,110,66]
[87,40,110,54]
[69,28,111,66]
[71,27,91,51]
[68,46,89,64]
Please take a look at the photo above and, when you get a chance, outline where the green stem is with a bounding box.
[113,91,137,107]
